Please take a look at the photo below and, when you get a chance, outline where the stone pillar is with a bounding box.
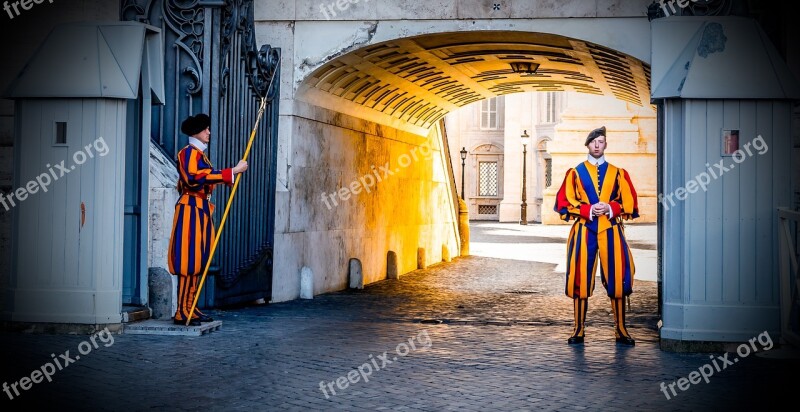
[417,248,426,269]
[499,93,534,222]
[300,267,313,299]
[458,198,470,256]
[348,258,363,289]
[147,268,173,320]
[387,251,399,279]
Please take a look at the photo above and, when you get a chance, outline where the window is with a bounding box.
[480,98,498,129]
[544,92,557,123]
[545,158,553,188]
[478,161,498,196]
[55,122,67,144]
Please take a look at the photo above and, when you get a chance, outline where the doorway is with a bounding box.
[122,91,150,306]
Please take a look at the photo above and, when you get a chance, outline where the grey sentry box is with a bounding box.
[4,22,164,324]
[652,17,799,344]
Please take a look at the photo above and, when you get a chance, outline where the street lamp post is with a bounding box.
[460,147,467,200]
[520,130,530,225]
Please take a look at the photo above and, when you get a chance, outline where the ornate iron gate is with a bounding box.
[121,0,280,307]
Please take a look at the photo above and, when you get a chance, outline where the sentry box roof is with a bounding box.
[5,21,164,103]
[651,16,800,100]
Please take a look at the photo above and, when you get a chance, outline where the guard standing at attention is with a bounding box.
[553,126,639,346]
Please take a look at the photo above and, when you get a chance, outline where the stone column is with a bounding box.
[498,93,534,222]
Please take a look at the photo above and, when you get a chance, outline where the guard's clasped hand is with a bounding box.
[592,202,609,216]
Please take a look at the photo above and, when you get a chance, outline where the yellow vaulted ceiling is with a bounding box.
[298,31,651,131]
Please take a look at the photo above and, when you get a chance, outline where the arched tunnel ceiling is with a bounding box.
[298,31,651,131]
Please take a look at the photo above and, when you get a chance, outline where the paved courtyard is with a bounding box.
[0,222,795,411]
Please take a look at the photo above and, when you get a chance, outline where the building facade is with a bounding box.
[446,91,658,224]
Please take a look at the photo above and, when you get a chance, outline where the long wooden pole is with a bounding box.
[186,96,268,325]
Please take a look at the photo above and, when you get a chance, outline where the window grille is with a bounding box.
[478,205,498,215]
[545,158,553,188]
[479,161,498,196]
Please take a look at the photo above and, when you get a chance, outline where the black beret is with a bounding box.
[181,113,211,136]
[584,126,606,146]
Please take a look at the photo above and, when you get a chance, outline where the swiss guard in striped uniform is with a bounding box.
[168,114,248,325]
[553,126,639,346]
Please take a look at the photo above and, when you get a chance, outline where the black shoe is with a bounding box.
[567,335,584,345]
[615,336,635,346]
[194,309,214,322]
[174,318,201,326]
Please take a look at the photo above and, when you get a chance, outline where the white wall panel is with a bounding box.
[9,98,125,324]
[662,99,793,343]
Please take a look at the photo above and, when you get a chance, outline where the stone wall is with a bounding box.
[256,0,654,21]
[147,142,180,317]
[270,102,460,302]
[148,143,180,271]
[255,14,456,302]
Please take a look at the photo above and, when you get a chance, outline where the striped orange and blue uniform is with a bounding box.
[554,161,639,299]
[167,144,233,321]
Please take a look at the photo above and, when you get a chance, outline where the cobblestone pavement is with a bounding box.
[0,223,794,411]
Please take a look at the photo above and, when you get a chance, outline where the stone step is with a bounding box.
[123,319,222,336]
[122,306,151,323]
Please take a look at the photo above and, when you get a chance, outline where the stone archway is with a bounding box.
[296,30,652,136]
[272,27,656,303]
